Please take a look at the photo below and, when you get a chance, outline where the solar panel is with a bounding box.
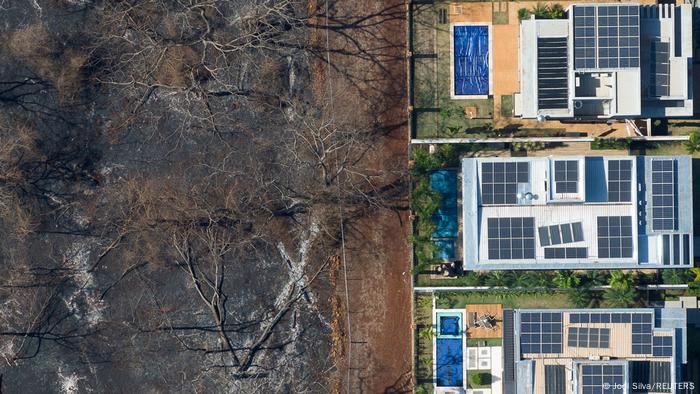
[545,365,566,394]
[574,6,597,69]
[481,162,529,204]
[607,159,632,202]
[631,313,653,354]
[652,336,673,357]
[649,41,670,97]
[503,310,516,394]
[539,222,584,246]
[538,38,569,110]
[596,5,640,68]
[651,159,676,231]
[597,216,634,258]
[574,5,640,70]
[581,365,625,394]
[571,312,632,324]
[487,217,536,260]
[629,361,672,393]
[555,160,579,194]
[544,247,587,259]
[520,312,563,354]
[568,327,610,348]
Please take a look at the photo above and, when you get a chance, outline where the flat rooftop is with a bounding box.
[462,155,694,270]
[503,308,687,394]
[516,3,693,119]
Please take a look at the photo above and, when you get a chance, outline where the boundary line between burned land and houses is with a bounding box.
[410,135,691,144]
[413,284,690,293]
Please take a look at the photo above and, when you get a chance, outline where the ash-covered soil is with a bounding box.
[0,0,409,393]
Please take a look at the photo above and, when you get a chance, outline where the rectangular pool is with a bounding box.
[453,25,489,96]
[431,170,458,239]
[436,338,464,387]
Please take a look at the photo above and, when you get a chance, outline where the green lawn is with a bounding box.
[500,95,513,117]
[467,338,503,346]
[435,291,576,309]
[411,2,495,139]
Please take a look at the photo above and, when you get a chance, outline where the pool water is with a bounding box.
[440,316,460,336]
[436,338,464,387]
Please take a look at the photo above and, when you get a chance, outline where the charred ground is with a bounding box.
[0,0,408,393]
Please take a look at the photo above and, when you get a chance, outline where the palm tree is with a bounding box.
[532,271,553,287]
[568,287,593,308]
[661,269,694,285]
[418,326,435,341]
[609,271,635,289]
[485,271,513,287]
[603,287,639,308]
[549,4,565,19]
[584,270,608,287]
[553,270,581,289]
[532,3,550,19]
[462,271,484,286]
[511,271,547,288]
[683,131,700,154]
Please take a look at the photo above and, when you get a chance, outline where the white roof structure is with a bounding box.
[461,156,694,270]
[515,3,693,119]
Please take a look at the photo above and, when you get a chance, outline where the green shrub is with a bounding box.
[591,137,631,150]
[512,141,545,152]
[553,270,581,289]
[549,4,565,19]
[520,3,566,20]
[683,131,700,154]
[661,269,696,285]
[411,149,442,177]
[609,271,635,289]
[518,8,531,20]
[470,372,490,387]
[603,287,639,308]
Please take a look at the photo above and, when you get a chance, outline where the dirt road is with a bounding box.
[316,0,413,392]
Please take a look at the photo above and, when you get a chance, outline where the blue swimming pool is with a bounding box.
[433,239,455,260]
[436,338,464,387]
[431,170,458,239]
[453,25,489,96]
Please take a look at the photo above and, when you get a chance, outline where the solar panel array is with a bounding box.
[569,312,652,324]
[568,327,610,348]
[607,159,632,202]
[652,336,672,357]
[545,365,566,394]
[537,37,569,110]
[539,222,584,246]
[580,365,625,394]
[520,312,563,354]
[487,217,536,260]
[573,6,596,69]
[629,361,672,394]
[650,41,670,97]
[651,159,676,231]
[544,247,587,259]
[632,313,653,355]
[573,5,640,70]
[481,162,529,205]
[554,160,579,194]
[597,216,634,258]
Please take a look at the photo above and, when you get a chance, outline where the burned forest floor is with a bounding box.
[0,0,410,393]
